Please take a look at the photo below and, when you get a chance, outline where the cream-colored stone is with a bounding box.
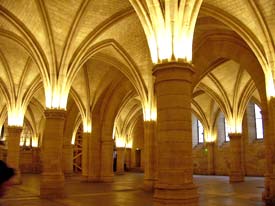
[40,109,66,198]
[81,132,90,180]
[229,133,244,182]
[0,1,274,205]
[144,120,156,191]
[62,144,73,175]
[7,126,22,184]
[100,140,114,182]
[153,62,198,206]
[116,147,125,174]
[206,142,215,175]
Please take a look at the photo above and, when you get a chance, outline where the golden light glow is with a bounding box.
[227,117,242,133]
[205,131,216,142]
[25,137,31,147]
[71,133,76,145]
[130,0,202,64]
[266,71,275,99]
[45,84,69,109]
[20,136,24,146]
[144,103,157,121]
[71,126,79,145]
[116,137,126,148]
[126,138,133,149]
[8,106,24,126]
[0,126,2,136]
[83,117,92,133]
[31,136,39,147]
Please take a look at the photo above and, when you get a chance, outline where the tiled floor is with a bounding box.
[0,173,265,206]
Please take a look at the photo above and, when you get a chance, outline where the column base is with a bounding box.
[11,171,22,185]
[100,175,114,183]
[81,175,89,182]
[229,171,244,183]
[40,173,65,198]
[263,175,275,205]
[144,178,155,192]
[64,172,73,177]
[116,170,124,175]
[86,176,101,182]
[154,183,198,206]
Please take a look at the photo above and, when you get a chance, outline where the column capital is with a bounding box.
[7,126,23,134]
[143,120,156,129]
[116,147,125,151]
[205,141,215,146]
[44,109,66,119]
[153,61,194,74]
[152,61,194,84]
[228,132,242,140]
[144,119,156,124]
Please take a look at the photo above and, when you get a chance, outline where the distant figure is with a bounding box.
[0,160,15,197]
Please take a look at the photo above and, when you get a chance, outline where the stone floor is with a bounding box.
[0,173,265,206]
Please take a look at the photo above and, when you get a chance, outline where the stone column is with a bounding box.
[62,144,73,176]
[100,139,114,182]
[116,147,125,174]
[125,148,131,169]
[261,109,272,201]
[87,133,100,181]
[153,62,198,206]
[40,109,66,198]
[229,133,244,182]
[82,132,91,180]
[144,120,156,191]
[87,115,101,182]
[206,142,215,175]
[7,126,22,184]
[269,165,275,205]
[263,98,275,204]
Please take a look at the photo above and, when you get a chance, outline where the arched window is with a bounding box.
[223,118,230,142]
[254,104,263,139]
[197,120,204,143]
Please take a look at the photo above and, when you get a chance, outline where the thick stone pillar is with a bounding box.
[228,133,244,183]
[7,126,22,184]
[40,109,66,198]
[153,62,198,206]
[87,133,100,181]
[116,147,125,174]
[100,139,114,182]
[144,120,156,191]
[263,98,275,205]
[62,144,73,176]
[82,132,91,180]
[87,115,101,182]
[206,142,215,175]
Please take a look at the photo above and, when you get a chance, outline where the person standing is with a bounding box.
[0,160,14,197]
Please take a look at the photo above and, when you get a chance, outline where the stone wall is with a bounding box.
[131,117,144,171]
[0,146,41,173]
[20,148,41,173]
[193,104,265,176]
[193,144,208,174]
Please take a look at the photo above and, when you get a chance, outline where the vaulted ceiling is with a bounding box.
[0,0,273,145]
